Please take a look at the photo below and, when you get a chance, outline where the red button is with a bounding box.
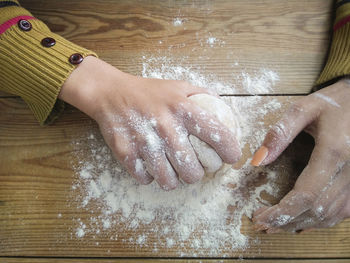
[41,37,56,47]
[18,19,32,31]
[69,53,84,65]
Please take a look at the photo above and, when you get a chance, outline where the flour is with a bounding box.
[275,214,293,226]
[70,56,284,256]
[240,69,280,94]
[173,17,185,26]
[141,56,234,94]
[314,93,340,108]
[141,56,278,96]
[207,37,217,47]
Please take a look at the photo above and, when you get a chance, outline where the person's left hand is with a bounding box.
[251,79,350,233]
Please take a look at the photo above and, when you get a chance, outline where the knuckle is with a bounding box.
[270,121,290,142]
[156,121,169,138]
[112,139,131,161]
[154,115,174,139]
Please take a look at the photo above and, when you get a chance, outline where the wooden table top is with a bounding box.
[1,0,349,262]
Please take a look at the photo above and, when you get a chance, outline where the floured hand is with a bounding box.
[59,56,241,190]
[251,79,350,233]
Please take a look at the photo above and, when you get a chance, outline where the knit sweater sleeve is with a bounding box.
[0,0,98,125]
[315,0,350,89]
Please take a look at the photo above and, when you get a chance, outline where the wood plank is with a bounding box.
[1,97,350,258]
[5,0,332,95]
[2,259,350,263]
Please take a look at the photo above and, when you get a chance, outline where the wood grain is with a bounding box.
[1,97,350,258]
[2,259,350,263]
[0,0,333,96]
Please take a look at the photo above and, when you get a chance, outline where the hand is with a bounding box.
[251,79,350,233]
[59,56,241,190]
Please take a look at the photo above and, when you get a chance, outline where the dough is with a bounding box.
[188,94,241,175]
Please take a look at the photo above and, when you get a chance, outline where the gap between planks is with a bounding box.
[1,257,350,262]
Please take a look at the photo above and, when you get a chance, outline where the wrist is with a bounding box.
[59,56,125,120]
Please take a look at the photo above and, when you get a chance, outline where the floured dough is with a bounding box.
[188,94,241,175]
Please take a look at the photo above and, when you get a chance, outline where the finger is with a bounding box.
[278,210,316,233]
[123,154,154,185]
[153,115,205,184]
[253,206,271,231]
[281,198,344,232]
[275,159,349,232]
[253,189,310,230]
[311,171,350,229]
[140,146,179,191]
[264,166,350,232]
[163,126,205,184]
[251,98,320,166]
[254,143,343,230]
[183,103,242,164]
[315,187,350,229]
[253,206,270,219]
[102,128,153,185]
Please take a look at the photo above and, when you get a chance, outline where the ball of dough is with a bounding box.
[188,94,241,175]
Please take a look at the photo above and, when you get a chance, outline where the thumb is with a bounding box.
[251,98,319,166]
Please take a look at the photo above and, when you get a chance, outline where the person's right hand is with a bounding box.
[59,56,241,190]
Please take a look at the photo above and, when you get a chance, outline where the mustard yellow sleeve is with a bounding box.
[315,0,350,89]
[0,0,98,125]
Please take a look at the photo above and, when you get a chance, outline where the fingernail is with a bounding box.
[251,146,268,166]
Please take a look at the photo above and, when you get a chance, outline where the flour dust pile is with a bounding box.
[70,56,285,256]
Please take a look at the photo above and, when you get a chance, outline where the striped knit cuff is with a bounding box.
[0,15,98,125]
[315,0,350,90]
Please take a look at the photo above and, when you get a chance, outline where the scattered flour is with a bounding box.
[240,69,280,95]
[141,56,234,94]
[76,228,85,238]
[207,37,217,47]
[205,36,225,47]
[173,17,185,26]
[141,56,278,96]
[70,56,285,256]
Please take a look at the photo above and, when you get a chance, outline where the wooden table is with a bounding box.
[1,0,350,262]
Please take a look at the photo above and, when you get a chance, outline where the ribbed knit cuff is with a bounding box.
[314,1,350,90]
[0,17,98,125]
[315,23,350,90]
